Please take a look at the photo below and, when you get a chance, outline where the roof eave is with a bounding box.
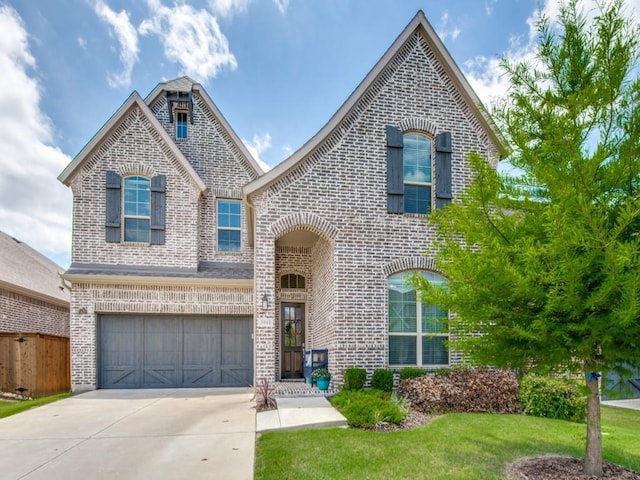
[0,280,70,308]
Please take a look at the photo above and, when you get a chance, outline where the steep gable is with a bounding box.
[58,92,206,194]
[244,10,504,198]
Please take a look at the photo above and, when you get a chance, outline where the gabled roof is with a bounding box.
[0,231,69,307]
[58,91,207,193]
[243,10,505,197]
[145,77,264,178]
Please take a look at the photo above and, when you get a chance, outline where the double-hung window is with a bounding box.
[217,199,241,252]
[403,133,432,214]
[388,271,449,367]
[123,176,151,243]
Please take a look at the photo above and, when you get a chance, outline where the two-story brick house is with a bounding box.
[59,11,502,392]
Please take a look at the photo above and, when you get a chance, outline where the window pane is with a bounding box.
[123,176,150,216]
[403,133,431,183]
[422,336,449,365]
[389,289,417,332]
[404,185,431,214]
[389,336,417,365]
[218,229,241,252]
[422,302,447,333]
[217,200,241,228]
[176,111,188,139]
[124,218,150,243]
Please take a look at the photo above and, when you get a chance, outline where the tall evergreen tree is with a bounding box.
[417,1,640,475]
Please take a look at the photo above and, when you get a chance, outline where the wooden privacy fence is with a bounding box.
[0,333,70,397]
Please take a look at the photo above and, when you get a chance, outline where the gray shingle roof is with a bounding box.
[65,261,253,280]
[0,231,70,304]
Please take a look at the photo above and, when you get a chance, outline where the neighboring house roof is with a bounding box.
[243,10,506,197]
[0,231,69,307]
[63,262,253,287]
[57,91,207,193]
[145,76,264,178]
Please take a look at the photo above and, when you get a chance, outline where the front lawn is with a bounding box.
[255,406,640,480]
[0,393,72,419]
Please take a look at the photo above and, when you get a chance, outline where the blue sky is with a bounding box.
[1,0,637,269]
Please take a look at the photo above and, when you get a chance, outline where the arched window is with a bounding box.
[388,271,448,367]
[403,133,432,214]
[123,176,151,243]
[281,273,306,289]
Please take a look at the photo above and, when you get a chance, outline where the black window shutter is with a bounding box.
[386,125,404,213]
[435,132,453,209]
[150,174,166,245]
[105,171,121,243]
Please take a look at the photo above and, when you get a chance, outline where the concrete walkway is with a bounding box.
[0,388,256,480]
[256,396,347,432]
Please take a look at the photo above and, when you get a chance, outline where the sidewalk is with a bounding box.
[256,396,347,432]
[602,398,640,410]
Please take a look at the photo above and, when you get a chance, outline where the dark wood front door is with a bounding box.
[281,303,304,379]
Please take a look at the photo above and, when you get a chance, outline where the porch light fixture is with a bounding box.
[261,294,269,310]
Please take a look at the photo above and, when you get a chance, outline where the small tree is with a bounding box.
[417,1,640,476]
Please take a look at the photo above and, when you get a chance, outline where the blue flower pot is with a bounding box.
[316,377,330,391]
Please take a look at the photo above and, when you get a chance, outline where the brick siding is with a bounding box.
[0,288,69,337]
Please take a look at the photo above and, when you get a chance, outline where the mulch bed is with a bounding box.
[506,455,640,479]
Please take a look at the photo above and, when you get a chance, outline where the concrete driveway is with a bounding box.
[0,388,256,480]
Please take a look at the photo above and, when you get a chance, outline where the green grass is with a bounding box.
[255,406,640,480]
[0,393,72,419]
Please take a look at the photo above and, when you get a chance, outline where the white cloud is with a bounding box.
[93,0,139,88]
[465,0,640,109]
[140,0,237,81]
[485,0,498,16]
[209,0,250,18]
[437,11,461,43]
[0,6,72,267]
[272,0,290,14]
[281,144,293,158]
[243,133,272,172]
[77,36,86,50]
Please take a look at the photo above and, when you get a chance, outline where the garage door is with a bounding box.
[99,315,253,388]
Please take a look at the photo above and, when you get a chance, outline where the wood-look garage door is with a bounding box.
[99,315,253,388]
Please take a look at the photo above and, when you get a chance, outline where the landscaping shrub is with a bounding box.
[398,367,521,414]
[330,389,406,428]
[399,367,426,380]
[519,374,586,423]
[342,368,367,390]
[371,369,394,392]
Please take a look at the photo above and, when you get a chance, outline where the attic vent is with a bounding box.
[166,90,194,124]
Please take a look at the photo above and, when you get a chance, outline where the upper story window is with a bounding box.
[281,274,306,289]
[403,133,432,214]
[123,176,151,243]
[386,126,452,214]
[388,271,449,367]
[105,171,166,245]
[176,111,188,139]
[217,199,241,252]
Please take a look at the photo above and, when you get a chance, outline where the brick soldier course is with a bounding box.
[59,11,502,391]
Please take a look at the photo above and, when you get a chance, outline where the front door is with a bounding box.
[281,303,304,379]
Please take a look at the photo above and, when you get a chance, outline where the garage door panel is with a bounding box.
[99,315,252,388]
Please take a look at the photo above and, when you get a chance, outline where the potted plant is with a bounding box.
[312,368,331,391]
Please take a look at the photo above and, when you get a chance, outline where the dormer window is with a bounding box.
[176,111,188,139]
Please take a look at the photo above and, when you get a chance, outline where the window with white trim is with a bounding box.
[403,133,432,214]
[123,176,151,243]
[217,199,241,252]
[176,111,188,139]
[388,271,449,367]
